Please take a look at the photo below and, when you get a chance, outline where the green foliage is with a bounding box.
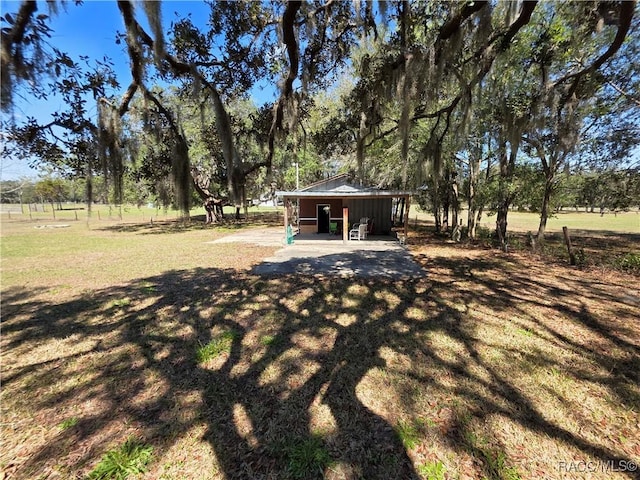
[284,435,332,479]
[579,169,640,212]
[417,460,446,480]
[481,449,522,480]
[34,177,68,207]
[196,331,238,363]
[58,417,78,430]
[511,163,545,212]
[395,418,423,450]
[614,253,640,274]
[87,438,153,480]
[260,334,278,346]
[3,0,639,239]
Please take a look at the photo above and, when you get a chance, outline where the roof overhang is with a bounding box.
[276,190,414,199]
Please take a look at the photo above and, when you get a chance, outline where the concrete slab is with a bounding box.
[209,226,425,278]
[252,246,424,278]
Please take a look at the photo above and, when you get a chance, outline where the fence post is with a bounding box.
[562,226,576,266]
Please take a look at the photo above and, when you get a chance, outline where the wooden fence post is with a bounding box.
[562,226,576,266]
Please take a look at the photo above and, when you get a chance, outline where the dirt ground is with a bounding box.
[1,219,638,479]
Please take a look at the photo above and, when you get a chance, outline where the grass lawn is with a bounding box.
[1,211,638,479]
[412,208,640,235]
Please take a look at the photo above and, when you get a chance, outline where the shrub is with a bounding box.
[615,252,640,273]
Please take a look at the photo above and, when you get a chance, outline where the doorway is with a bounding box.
[316,204,330,233]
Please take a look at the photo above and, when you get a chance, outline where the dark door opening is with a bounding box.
[317,204,330,233]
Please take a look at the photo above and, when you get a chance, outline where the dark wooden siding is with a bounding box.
[344,198,393,234]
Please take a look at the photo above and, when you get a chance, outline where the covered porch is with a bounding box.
[277,190,413,245]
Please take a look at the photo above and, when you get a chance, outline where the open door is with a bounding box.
[317,204,330,233]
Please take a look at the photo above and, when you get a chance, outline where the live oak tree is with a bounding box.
[2,0,637,240]
[2,0,361,219]
[514,1,640,241]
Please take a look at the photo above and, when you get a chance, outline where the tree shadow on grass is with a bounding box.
[1,251,638,479]
[95,212,282,235]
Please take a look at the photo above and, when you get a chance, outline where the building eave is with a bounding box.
[277,190,414,198]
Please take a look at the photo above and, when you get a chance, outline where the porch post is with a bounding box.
[342,206,349,244]
[283,196,289,236]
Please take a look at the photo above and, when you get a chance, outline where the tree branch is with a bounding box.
[1,1,39,108]
[605,79,640,107]
[282,0,302,97]
[556,1,635,88]
[1,0,38,47]
[438,1,489,42]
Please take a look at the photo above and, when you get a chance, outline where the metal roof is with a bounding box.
[276,190,413,198]
[277,173,413,198]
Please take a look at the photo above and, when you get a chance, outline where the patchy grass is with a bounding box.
[417,460,446,480]
[196,331,238,363]
[281,435,333,479]
[1,216,638,479]
[614,252,640,274]
[58,417,79,431]
[396,419,423,450]
[87,438,153,480]
[413,208,640,234]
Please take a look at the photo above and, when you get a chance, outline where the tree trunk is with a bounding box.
[442,168,450,232]
[496,200,508,249]
[356,112,367,184]
[536,175,554,240]
[451,171,459,233]
[210,86,244,210]
[467,153,479,239]
[495,138,518,251]
[431,177,442,233]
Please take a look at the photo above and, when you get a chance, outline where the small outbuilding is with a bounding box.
[276,174,413,244]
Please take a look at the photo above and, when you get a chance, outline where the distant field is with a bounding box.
[2,203,638,234]
[413,208,640,234]
[0,203,280,225]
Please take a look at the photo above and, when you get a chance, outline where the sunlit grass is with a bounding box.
[414,208,640,234]
[87,438,153,480]
[0,203,280,224]
[196,331,238,363]
[0,215,277,288]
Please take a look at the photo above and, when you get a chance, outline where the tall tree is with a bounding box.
[2,0,637,238]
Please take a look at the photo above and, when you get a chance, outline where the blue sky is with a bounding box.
[1,0,277,180]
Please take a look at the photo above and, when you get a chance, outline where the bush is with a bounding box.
[615,253,640,273]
